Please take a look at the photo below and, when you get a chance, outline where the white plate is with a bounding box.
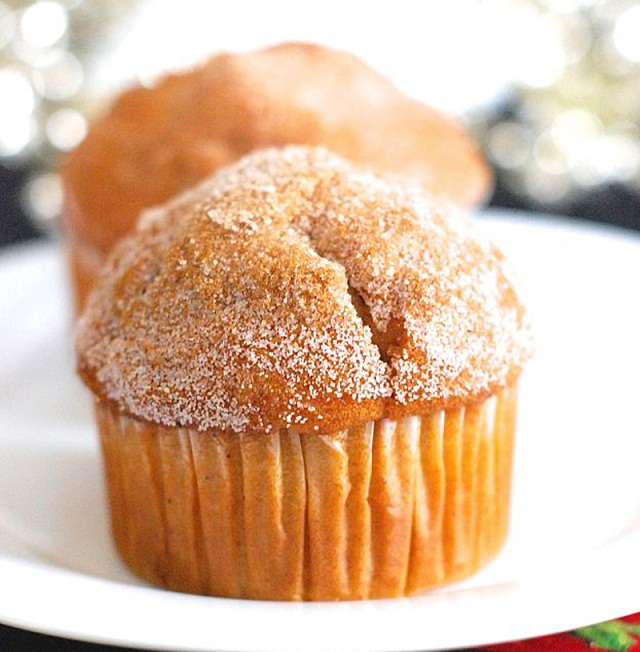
[1,210,640,652]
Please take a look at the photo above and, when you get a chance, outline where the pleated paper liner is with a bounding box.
[95,382,518,601]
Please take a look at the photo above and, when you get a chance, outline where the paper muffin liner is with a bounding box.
[95,382,518,601]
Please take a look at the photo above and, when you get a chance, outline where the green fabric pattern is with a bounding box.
[574,621,640,651]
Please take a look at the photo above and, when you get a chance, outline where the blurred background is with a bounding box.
[0,0,639,247]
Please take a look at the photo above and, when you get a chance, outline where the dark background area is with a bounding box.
[2,159,639,251]
[0,164,41,247]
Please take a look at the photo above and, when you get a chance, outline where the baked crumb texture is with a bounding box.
[77,146,532,436]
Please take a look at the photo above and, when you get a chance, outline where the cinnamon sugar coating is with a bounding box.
[77,146,531,435]
[62,42,491,256]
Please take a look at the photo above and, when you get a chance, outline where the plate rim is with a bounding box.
[1,210,640,652]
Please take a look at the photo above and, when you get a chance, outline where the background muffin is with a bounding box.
[62,41,492,313]
[76,146,530,601]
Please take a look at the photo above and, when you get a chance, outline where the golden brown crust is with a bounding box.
[61,42,491,256]
[76,146,531,435]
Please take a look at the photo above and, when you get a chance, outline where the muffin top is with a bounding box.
[77,146,531,435]
[62,41,491,255]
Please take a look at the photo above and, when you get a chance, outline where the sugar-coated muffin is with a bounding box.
[62,41,492,312]
[76,146,530,601]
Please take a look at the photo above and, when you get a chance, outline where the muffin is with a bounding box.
[62,41,492,313]
[76,146,530,601]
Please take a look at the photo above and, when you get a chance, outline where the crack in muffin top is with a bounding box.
[76,146,532,434]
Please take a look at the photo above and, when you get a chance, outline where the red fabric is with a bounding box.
[480,613,640,652]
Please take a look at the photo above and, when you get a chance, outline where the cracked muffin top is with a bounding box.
[62,41,492,256]
[76,146,531,435]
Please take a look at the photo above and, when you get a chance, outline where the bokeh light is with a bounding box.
[0,0,638,227]
[613,4,640,63]
[20,0,67,50]
[46,107,86,150]
[33,51,83,101]
[23,171,62,224]
[0,68,35,157]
